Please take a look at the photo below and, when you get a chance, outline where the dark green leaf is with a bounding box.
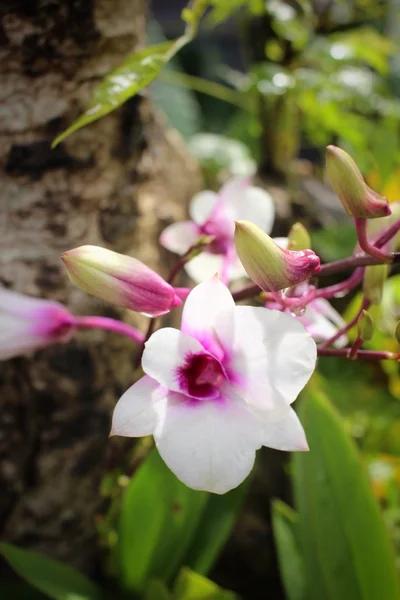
[53,42,174,146]
[0,543,101,600]
[271,500,306,600]
[144,579,172,600]
[184,481,248,575]
[293,387,400,600]
[118,449,208,594]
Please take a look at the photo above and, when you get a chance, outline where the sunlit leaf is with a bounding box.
[184,481,248,575]
[173,568,237,600]
[293,386,400,600]
[0,543,101,600]
[53,42,174,146]
[118,449,208,594]
[271,500,306,600]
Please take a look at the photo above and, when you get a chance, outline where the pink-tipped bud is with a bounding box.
[234,221,320,292]
[326,146,391,219]
[62,245,181,317]
[0,287,75,361]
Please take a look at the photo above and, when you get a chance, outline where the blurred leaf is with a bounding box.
[271,500,306,600]
[173,568,237,600]
[293,386,400,600]
[207,0,264,25]
[53,42,174,146]
[184,481,248,575]
[0,584,47,599]
[311,222,357,261]
[144,580,172,600]
[266,0,311,50]
[118,449,208,594]
[0,543,101,600]
[188,133,256,180]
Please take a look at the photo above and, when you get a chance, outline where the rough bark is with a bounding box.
[0,0,200,572]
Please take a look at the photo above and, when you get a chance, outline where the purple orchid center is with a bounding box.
[200,216,233,256]
[178,352,226,399]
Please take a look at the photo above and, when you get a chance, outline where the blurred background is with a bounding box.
[2,0,400,599]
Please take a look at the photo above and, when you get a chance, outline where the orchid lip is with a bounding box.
[176,351,228,400]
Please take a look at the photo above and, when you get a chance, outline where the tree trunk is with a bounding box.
[0,0,200,572]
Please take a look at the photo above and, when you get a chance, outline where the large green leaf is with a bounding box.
[184,481,248,575]
[271,500,306,600]
[52,42,174,146]
[293,387,400,600]
[173,568,237,600]
[0,543,101,600]
[118,449,207,594]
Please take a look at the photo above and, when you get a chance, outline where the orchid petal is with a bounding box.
[219,178,275,234]
[142,328,206,393]
[273,237,289,249]
[160,221,200,255]
[217,306,316,410]
[262,407,309,451]
[0,315,42,360]
[154,389,263,494]
[111,375,166,437]
[181,277,234,357]
[301,299,348,348]
[189,191,219,225]
[184,252,225,284]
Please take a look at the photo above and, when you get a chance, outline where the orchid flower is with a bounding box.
[0,287,75,361]
[160,178,275,284]
[111,277,316,494]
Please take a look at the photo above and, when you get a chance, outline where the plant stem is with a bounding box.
[75,316,145,344]
[354,218,392,262]
[317,347,399,360]
[319,298,370,349]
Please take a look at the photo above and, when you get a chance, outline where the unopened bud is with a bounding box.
[288,222,311,251]
[363,264,388,305]
[62,245,182,317]
[234,220,320,292]
[326,146,391,219]
[357,310,374,342]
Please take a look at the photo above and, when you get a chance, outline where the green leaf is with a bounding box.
[173,568,237,600]
[184,481,248,575]
[293,387,400,600]
[271,500,306,600]
[311,223,357,261]
[144,580,172,600]
[118,449,208,594]
[52,42,174,146]
[0,543,101,600]
[0,584,47,599]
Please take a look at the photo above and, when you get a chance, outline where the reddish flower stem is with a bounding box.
[74,316,145,344]
[354,218,392,262]
[316,268,364,299]
[318,297,370,349]
[318,347,399,360]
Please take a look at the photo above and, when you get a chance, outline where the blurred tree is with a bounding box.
[0,0,199,574]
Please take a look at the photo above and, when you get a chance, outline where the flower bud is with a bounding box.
[326,146,391,219]
[357,310,374,342]
[287,222,311,251]
[0,288,75,361]
[62,245,182,317]
[363,264,388,305]
[234,221,320,292]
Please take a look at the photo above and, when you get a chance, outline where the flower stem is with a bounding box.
[316,268,364,299]
[318,347,399,360]
[74,316,145,343]
[319,297,370,349]
[354,218,392,262]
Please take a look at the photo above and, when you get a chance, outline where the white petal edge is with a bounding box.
[111,375,166,437]
[227,186,275,234]
[142,328,206,393]
[189,191,219,225]
[154,390,263,494]
[262,407,309,451]
[0,316,44,360]
[183,252,225,283]
[159,221,200,255]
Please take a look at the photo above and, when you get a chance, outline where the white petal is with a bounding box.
[301,300,348,348]
[217,306,317,410]
[189,191,219,225]
[273,237,289,250]
[0,287,43,319]
[159,222,200,255]
[262,407,309,451]
[111,376,166,437]
[220,179,275,233]
[154,389,263,494]
[181,277,234,357]
[142,328,205,392]
[227,254,247,281]
[184,252,224,283]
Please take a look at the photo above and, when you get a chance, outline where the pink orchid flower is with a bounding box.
[0,287,75,361]
[111,277,316,494]
[160,178,275,283]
